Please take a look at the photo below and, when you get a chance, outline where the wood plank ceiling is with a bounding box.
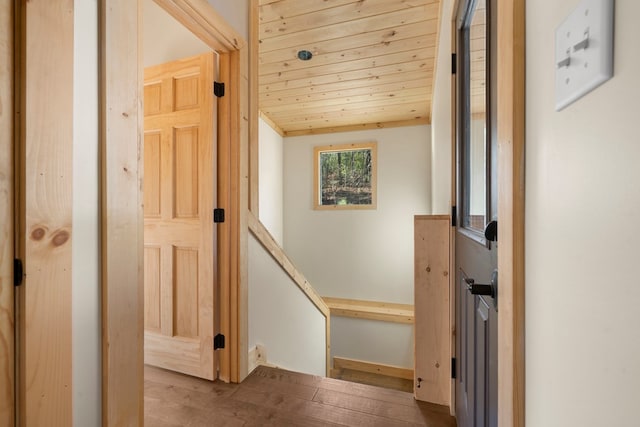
[258,0,442,136]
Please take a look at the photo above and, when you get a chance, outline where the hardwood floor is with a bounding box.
[145,365,457,427]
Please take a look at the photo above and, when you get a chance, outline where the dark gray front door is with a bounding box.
[455,0,498,426]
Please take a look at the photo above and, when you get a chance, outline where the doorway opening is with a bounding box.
[141,0,221,382]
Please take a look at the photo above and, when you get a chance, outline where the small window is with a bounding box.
[313,142,377,210]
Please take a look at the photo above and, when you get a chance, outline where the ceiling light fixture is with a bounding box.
[297,50,313,61]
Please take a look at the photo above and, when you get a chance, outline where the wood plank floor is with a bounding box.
[145,365,457,427]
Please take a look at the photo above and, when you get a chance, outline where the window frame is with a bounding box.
[457,0,493,245]
[313,141,378,211]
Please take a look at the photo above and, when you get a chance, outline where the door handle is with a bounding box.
[465,270,498,298]
[465,278,493,296]
[484,220,498,242]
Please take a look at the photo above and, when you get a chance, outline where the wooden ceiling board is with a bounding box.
[260,0,360,23]
[469,0,486,114]
[260,6,438,52]
[261,78,433,114]
[260,36,436,75]
[260,0,438,40]
[260,49,435,85]
[263,92,430,115]
[258,0,442,135]
[261,58,435,93]
[260,79,432,108]
[278,109,431,134]
[260,22,437,65]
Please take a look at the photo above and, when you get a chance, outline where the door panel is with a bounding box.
[455,0,498,425]
[143,53,217,380]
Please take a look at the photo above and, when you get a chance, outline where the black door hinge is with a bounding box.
[214,334,225,350]
[451,206,457,227]
[14,259,23,287]
[214,81,225,98]
[451,53,457,75]
[214,208,225,223]
[451,357,457,379]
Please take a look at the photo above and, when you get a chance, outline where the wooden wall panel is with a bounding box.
[414,215,451,406]
[100,0,144,425]
[0,0,14,424]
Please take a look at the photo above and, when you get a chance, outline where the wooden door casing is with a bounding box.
[0,0,14,423]
[143,52,217,380]
[18,0,74,424]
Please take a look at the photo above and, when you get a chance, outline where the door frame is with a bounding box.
[495,0,525,425]
[0,0,14,422]
[450,0,525,425]
[101,0,248,424]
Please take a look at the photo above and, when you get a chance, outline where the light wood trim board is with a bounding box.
[18,1,74,424]
[414,215,451,406]
[284,118,430,137]
[497,0,526,425]
[0,0,14,423]
[259,110,285,137]
[229,46,250,383]
[449,8,458,416]
[323,297,414,324]
[333,357,414,381]
[100,0,145,425]
[249,0,260,215]
[217,51,232,383]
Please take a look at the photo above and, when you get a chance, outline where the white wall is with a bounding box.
[430,0,454,215]
[284,126,431,303]
[143,0,211,67]
[331,317,414,368]
[284,125,431,368]
[526,1,640,425]
[73,1,101,425]
[207,0,249,41]
[248,234,326,376]
[258,118,284,244]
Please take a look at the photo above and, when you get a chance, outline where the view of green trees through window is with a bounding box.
[319,148,373,206]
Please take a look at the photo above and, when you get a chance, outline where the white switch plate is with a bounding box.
[555,0,614,111]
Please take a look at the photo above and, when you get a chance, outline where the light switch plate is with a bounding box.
[555,0,614,111]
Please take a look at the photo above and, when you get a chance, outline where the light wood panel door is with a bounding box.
[143,53,217,380]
